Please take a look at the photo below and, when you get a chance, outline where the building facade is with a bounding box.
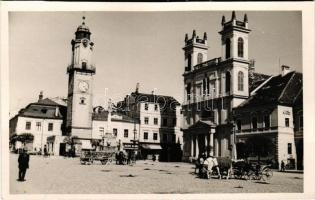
[66,17,95,140]
[117,90,183,161]
[9,93,67,155]
[181,12,253,161]
[233,68,302,169]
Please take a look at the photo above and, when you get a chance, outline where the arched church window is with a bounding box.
[225,71,231,93]
[197,53,203,64]
[238,37,244,58]
[238,71,244,91]
[187,54,192,71]
[225,38,231,59]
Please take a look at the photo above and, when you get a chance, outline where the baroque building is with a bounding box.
[182,11,253,161]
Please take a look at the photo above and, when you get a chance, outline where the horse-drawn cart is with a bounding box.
[80,147,117,165]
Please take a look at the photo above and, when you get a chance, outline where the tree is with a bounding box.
[17,133,34,144]
[245,135,275,163]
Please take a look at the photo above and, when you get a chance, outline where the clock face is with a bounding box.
[83,39,88,48]
[78,81,89,92]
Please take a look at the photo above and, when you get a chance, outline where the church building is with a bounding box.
[182,11,254,161]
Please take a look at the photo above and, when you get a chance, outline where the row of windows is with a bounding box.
[144,103,159,111]
[98,127,176,142]
[186,70,244,101]
[144,117,176,126]
[225,37,244,59]
[236,116,296,131]
[25,121,54,131]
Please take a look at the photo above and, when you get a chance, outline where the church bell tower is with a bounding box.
[66,16,95,139]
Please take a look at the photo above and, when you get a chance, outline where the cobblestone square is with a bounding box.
[10,154,303,194]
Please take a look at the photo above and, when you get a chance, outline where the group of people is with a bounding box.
[115,151,136,165]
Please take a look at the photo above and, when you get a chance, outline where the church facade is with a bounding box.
[181,12,252,161]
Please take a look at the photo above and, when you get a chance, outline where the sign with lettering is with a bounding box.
[283,111,291,115]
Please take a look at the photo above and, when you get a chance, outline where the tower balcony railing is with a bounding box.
[67,64,96,73]
[194,57,221,71]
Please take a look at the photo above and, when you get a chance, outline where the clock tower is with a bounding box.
[66,17,95,139]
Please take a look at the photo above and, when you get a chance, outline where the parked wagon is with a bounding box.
[80,146,117,165]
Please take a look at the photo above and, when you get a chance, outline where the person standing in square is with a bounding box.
[18,148,29,181]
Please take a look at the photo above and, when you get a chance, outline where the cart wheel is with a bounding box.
[108,159,112,163]
[262,168,273,182]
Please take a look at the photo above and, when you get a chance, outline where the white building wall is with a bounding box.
[15,116,63,151]
[92,119,137,144]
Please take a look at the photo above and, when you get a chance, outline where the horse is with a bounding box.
[202,157,233,179]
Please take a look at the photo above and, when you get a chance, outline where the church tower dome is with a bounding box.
[75,16,91,40]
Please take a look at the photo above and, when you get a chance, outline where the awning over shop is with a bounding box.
[81,140,93,150]
[47,135,56,143]
[141,144,162,150]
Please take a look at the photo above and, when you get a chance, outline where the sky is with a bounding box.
[9,11,302,116]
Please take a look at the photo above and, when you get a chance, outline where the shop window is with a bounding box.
[163,134,168,143]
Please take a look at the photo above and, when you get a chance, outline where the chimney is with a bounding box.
[281,65,291,76]
[55,106,60,117]
[249,59,255,79]
[38,91,43,102]
[135,83,140,94]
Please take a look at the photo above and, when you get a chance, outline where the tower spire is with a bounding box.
[82,16,86,25]
[244,13,248,23]
[231,11,236,20]
[221,15,226,26]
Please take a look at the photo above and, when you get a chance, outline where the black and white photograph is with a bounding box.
[1,2,315,200]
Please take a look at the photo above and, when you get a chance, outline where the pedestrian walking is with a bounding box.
[281,160,285,172]
[18,148,30,181]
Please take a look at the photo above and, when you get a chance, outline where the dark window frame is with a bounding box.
[48,123,53,131]
[124,129,128,138]
[237,37,244,58]
[144,132,148,140]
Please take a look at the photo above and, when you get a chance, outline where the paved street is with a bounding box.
[10,153,303,194]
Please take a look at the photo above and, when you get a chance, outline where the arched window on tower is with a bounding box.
[197,53,203,64]
[238,71,244,91]
[225,71,231,94]
[238,37,244,58]
[187,54,192,71]
[225,38,231,59]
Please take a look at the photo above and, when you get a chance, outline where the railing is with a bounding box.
[194,57,221,71]
[236,126,278,134]
[67,64,96,73]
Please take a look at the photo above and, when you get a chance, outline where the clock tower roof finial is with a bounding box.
[76,15,90,33]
